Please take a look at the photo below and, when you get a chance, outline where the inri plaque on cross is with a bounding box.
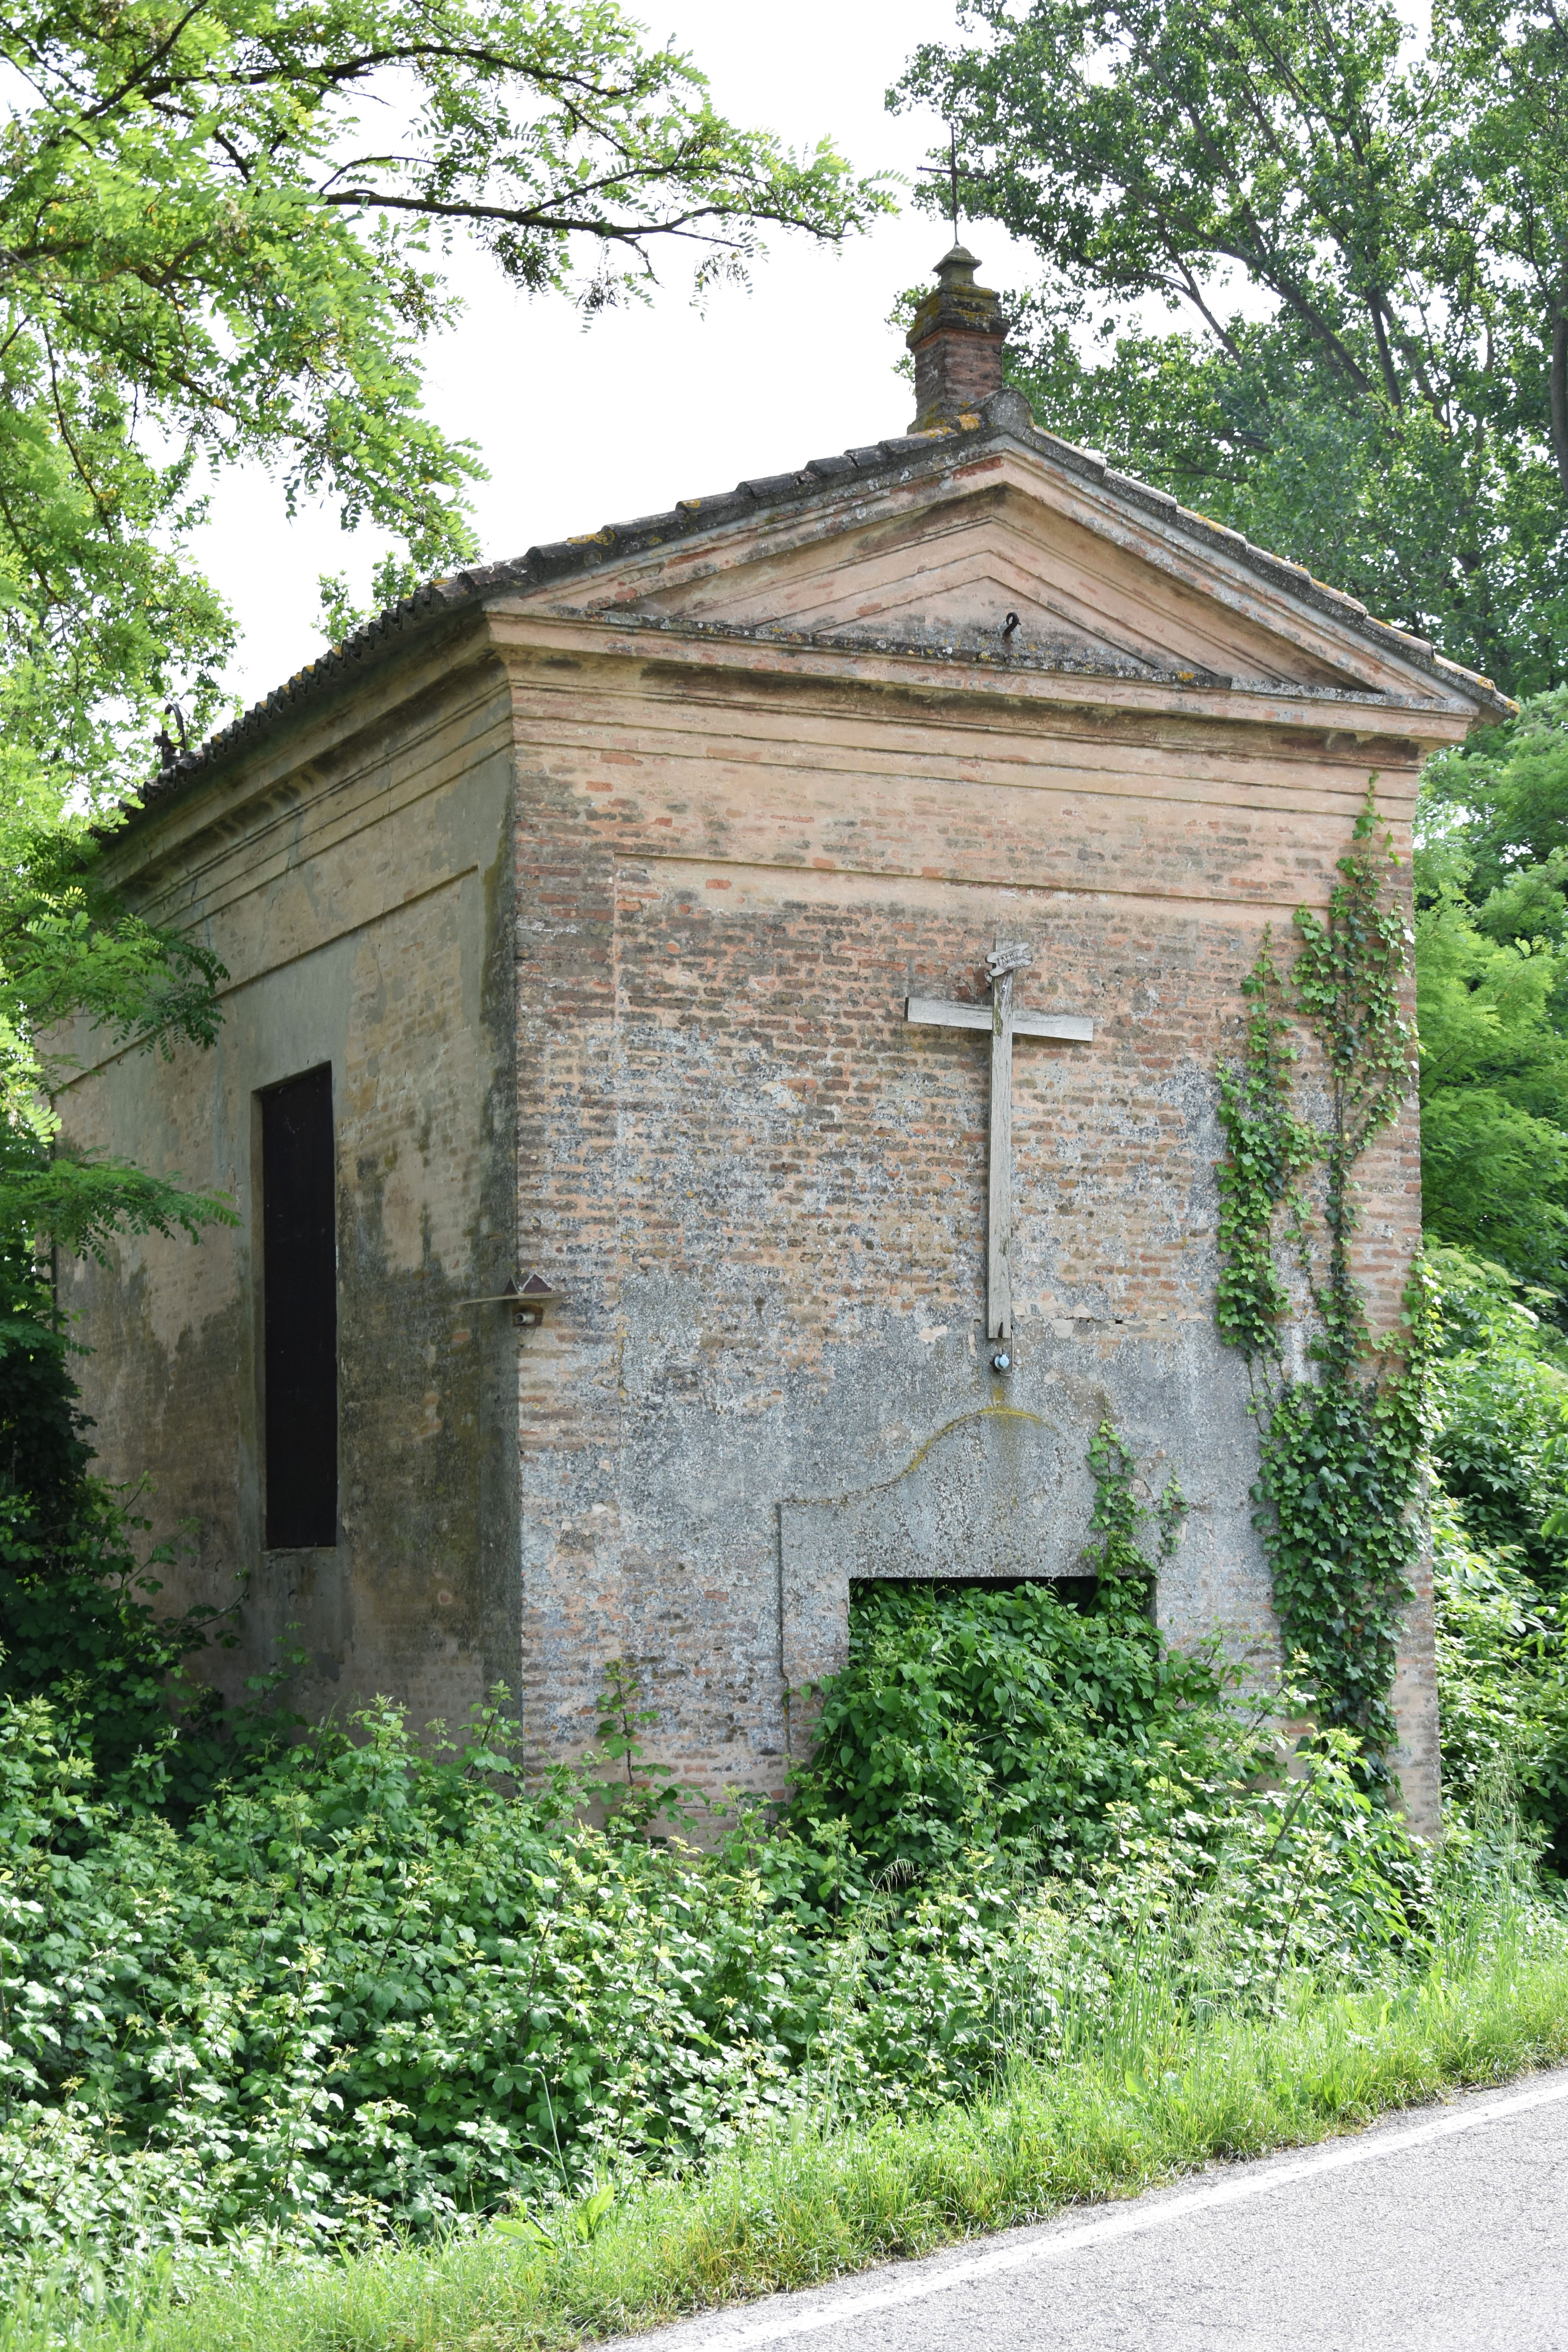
[906,942,1093,1343]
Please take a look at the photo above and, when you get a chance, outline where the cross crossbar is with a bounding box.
[904,943,1093,1344]
[906,998,1093,1042]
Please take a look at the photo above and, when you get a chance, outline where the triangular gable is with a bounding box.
[584,470,1363,693]
[133,389,1512,815]
[524,404,1493,715]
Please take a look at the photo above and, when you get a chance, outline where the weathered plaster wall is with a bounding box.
[503,632,1440,1828]
[58,647,520,1732]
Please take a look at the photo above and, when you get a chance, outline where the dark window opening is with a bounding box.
[851,1575,1101,1615]
[261,1065,338,1547]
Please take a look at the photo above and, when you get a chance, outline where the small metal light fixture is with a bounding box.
[510,1271,557,1327]
[991,1348,1012,1374]
[459,1270,559,1328]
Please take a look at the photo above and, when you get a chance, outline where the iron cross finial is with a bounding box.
[919,127,963,243]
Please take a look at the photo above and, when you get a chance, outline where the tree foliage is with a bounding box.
[3,0,889,815]
[0,1210,288,1811]
[0,823,237,1253]
[1416,690,1568,1287]
[1428,1245,1568,1588]
[897,0,1568,697]
[0,0,888,1261]
[1428,1249,1568,1864]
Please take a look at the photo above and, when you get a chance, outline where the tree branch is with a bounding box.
[81,2,209,124]
[318,185,833,243]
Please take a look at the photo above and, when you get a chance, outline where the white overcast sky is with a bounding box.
[190,1,1050,710]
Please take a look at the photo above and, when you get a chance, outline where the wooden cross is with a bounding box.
[906,941,1093,1344]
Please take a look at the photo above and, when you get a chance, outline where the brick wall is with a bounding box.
[54,508,1452,1835]
[505,634,1437,1825]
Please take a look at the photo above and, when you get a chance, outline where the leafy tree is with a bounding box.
[0,824,252,1770]
[1428,1246,1568,1583]
[1434,1489,1568,1869]
[0,1198,279,1811]
[1417,692,1568,1284]
[897,0,1568,697]
[1423,687,1568,900]
[0,5,888,1745]
[5,0,889,813]
[0,0,888,1258]
[1427,1249,1568,1863]
[1414,898,1568,1285]
[0,829,236,1253]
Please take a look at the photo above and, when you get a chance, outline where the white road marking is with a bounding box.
[678,2070,1568,2352]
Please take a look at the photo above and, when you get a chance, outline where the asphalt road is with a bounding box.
[615,2066,1568,2352]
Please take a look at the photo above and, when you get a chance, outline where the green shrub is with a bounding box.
[1425,1249,1568,1871]
[1428,1247,1568,1589]
[0,1699,816,2255]
[786,1430,1247,1882]
[0,1657,1439,2308]
[786,1577,1254,1879]
[51,1901,1568,2352]
[0,1402,1498,2321]
[1434,1489,1568,1869]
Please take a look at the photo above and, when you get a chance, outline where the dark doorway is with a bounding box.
[261,1065,338,1548]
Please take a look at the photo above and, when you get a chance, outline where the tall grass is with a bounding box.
[11,1869,1567,2352]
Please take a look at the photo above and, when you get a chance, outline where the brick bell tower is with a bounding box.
[906,244,1011,430]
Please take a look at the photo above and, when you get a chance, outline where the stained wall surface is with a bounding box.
[498,623,1441,1826]
[58,640,521,1733]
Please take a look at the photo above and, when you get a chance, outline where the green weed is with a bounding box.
[7,1877,1565,2352]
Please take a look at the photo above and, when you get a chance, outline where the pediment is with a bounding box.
[132,399,1506,819]
[547,444,1471,710]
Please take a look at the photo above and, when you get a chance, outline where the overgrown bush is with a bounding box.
[0,1698,812,2269]
[1428,1245,1568,1588]
[0,1704,1431,2298]
[0,1236,286,1815]
[1433,1492,1568,1871]
[0,1361,1538,2320]
[788,1579,1251,1880]
[1427,1248,1568,1870]
[0,1601,1440,2303]
[788,1424,1235,1880]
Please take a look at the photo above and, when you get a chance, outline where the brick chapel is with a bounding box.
[62,248,1509,1831]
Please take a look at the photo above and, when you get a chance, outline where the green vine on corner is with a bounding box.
[1216,789,1428,1782]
